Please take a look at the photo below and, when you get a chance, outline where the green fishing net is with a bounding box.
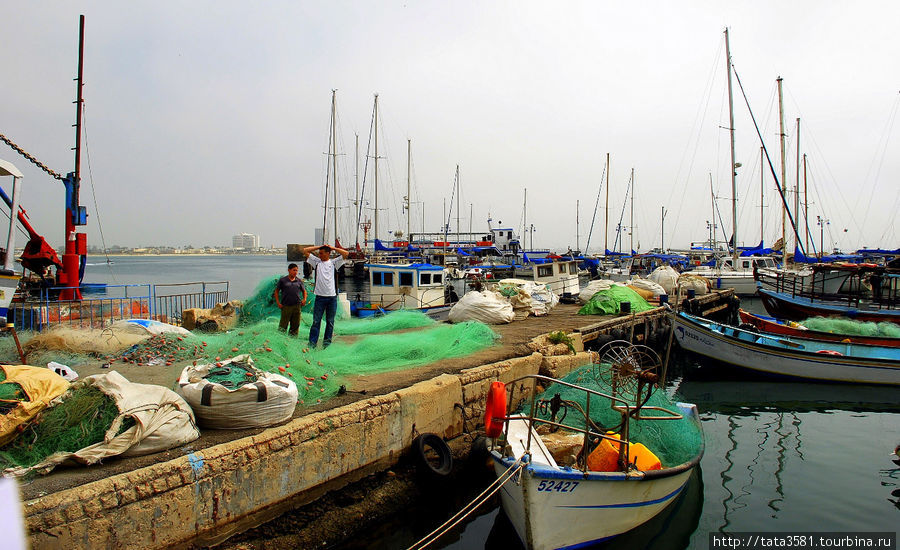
[0,368,27,409]
[578,285,655,316]
[800,317,900,338]
[0,385,133,470]
[525,364,703,467]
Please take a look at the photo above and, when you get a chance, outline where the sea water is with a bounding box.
[83,257,900,547]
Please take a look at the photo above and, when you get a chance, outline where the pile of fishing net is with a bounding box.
[526,364,702,467]
[578,285,655,316]
[0,371,198,477]
[800,317,900,338]
[112,312,497,405]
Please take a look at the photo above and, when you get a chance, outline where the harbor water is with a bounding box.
[84,256,900,548]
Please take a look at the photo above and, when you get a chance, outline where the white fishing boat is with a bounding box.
[0,159,24,322]
[513,259,580,299]
[486,342,704,549]
[352,262,450,318]
[672,310,900,385]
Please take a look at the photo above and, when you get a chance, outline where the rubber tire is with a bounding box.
[413,433,453,478]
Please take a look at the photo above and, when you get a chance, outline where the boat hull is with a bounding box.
[738,310,900,348]
[0,272,20,320]
[492,454,691,550]
[674,312,900,385]
[758,288,900,324]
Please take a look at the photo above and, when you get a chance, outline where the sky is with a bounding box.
[2,1,898,254]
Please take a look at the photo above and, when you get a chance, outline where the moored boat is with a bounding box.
[673,310,900,385]
[738,310,900,348]
[487,343,704,549]
[757,287,900,325]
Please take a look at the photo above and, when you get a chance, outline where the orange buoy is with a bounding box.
[483,381,507,438]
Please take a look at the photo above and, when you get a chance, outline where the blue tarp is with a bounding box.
[374,239,400,252]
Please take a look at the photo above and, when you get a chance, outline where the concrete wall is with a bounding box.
[24,353,551,549]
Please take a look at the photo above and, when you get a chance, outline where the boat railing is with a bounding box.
[11,281,229,330]
[757,265,899,310]
[499,373,682,473]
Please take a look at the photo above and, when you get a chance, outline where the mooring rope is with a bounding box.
[406,455,526,550]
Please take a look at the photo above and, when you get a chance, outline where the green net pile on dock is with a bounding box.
[578,285,655,316]
[526,364,702,466]
[800,317,900,338]
[0,385,131,471]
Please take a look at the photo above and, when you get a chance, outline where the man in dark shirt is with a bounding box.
[273,263,307,336]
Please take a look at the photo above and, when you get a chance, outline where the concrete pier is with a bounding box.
[21,290,735,549]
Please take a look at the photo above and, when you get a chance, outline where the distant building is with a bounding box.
[232,233,260,250]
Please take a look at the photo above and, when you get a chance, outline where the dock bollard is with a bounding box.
[659,294,669,304]
[620,301,632,314]
[687,289,696,299]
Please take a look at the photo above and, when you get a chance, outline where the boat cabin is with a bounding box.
[366,263,448,311]
[514,259,580,297]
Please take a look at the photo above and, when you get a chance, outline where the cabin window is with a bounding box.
[508,231,513,238]
[569,263,578,274]
[538,265,553,278]
[399,272,413,286]
[420,273,431,285]
[741,260,751,269]
[373,272,394,286]
[433,273,443,284]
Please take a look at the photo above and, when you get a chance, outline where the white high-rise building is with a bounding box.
[232,233,260,250]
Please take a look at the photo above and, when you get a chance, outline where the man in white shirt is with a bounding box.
[303,244,350,348]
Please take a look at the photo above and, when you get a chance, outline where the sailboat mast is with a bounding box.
[604,153,610,253]
[331,90,338,246]
[725,27,738,263]
[795,118,801,255]
[523,188,527,249]
[576,200,580,252]
[630,167,635,253]
[374,94,380,244]
[710,174,716,253]
[355,133,360,248]
[760,146,765,245]
[456,165,460,244]
[407,139,411,241]
[803,153,809,252]
[777,77,787,260]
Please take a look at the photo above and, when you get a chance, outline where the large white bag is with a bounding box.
[448,290,515,324]
[4,371,200,477]
[647,266,680,295]
[176,354,298,429]
[629,277,668,297]
[577,279,615,304]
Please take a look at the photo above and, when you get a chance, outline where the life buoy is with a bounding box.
[484,381,507,438]
[815,349,843,356]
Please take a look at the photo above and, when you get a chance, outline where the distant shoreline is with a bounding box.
[92,252,286,258]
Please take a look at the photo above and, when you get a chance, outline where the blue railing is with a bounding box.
[10,281,229,331]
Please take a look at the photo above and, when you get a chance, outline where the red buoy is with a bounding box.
[483,381,507,438]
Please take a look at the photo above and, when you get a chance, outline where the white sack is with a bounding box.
[176,354,298,430]
[5,371,200,477]
[647,266,680,295]
[448,290,515,324]
[577,279,615,304]
[629,277,668,297]
[677,273,711,296]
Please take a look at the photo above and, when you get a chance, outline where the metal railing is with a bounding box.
[10,281,229,331]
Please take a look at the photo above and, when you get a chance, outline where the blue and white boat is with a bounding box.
[672,311,900,385]
[352,262,450,318]
[486,351,704,550]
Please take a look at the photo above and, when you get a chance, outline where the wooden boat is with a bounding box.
[673,311,900,385]
[738,310,900,348]
[487,343,704,549]
[757,287,900,325]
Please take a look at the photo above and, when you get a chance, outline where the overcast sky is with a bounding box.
[2,1,898,254]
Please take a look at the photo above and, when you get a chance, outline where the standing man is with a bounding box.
[274,263,307,336]
[303,244,350,348]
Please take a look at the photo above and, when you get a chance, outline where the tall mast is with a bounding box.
[725,27,738,263]
[604,153,610,253]
[803,153,809,252]
[406,139,411,241]
[795,117,801,255]
[354,133,360,247]
[629,167,635,253]
[777,76,787,260]
[576,200,580,252]
[330,90,338,246]
[660,206,666,252]
[455,165,460,244]
[523,188,527,249]
[760,146,765,245]
[374,94,380,244]
[61,14,86,300]
[710,173,717,253]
